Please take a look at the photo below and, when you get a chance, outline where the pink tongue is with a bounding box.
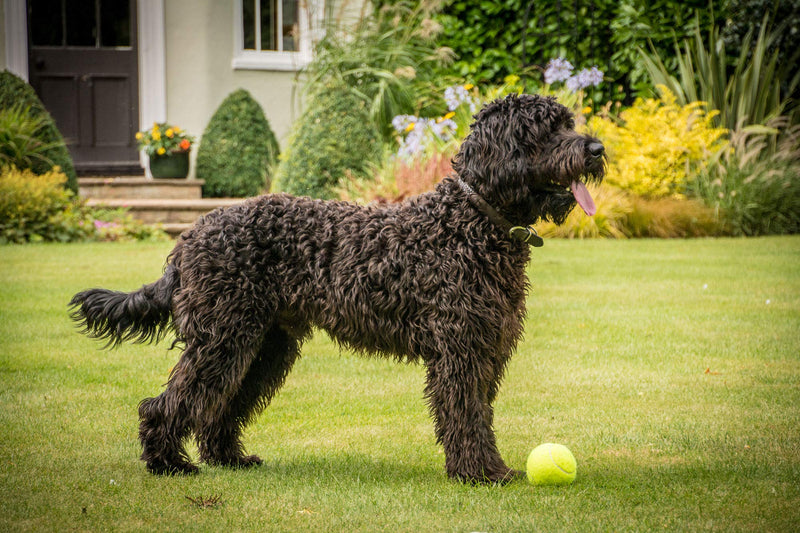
[571,181,596,216]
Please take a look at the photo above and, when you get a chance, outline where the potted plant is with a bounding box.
[136,122,195,178]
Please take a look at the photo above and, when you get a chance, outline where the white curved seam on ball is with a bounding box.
[548,444,573,475]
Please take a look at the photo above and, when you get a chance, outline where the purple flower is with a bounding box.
[544,57,574,84]
[444,85,477,113]
[392,115,419,133]
[566,67,604,92]
[395,117,457,159]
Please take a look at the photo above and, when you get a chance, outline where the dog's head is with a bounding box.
[453,94,605,225]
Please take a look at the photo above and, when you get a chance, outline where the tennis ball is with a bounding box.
[526,443,577,486]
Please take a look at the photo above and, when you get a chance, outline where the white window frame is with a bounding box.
[232,0,316,71]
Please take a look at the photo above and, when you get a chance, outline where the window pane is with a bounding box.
[66,0,97,46]
[282,0,297,51]
[242,0,256,50]
[100,0,131,47]
[260,0,276,51]
[30,0,64,46]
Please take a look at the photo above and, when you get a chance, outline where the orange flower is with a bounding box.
[179,139,191,150]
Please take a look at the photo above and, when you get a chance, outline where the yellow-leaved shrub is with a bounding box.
[0,166,95,243]
[588,86,727,198]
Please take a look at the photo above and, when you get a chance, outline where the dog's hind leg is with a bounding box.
[138,317,267,474]
[138,346,201,475]
[197,324,306,467]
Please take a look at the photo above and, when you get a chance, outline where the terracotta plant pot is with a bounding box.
[149,151,189,179]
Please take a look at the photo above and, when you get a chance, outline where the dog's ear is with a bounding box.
[453,95,545,212]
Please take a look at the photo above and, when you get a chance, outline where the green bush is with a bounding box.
[0,166,93,243]
[690,119,800,236]
[0,70,77,192]
[0,166,170,244]
[196,89,279,198]
[432,0,725,100]
[275,86,382,199]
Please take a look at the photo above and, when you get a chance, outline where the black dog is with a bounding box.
[70,94,604,484]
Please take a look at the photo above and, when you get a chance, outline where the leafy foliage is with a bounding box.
[608,0,720,96]
[275,86,382,199]
[587,87,727,198]
[0,105,60,170]
[640,15,798,131]
[196,89,280,198]
[90,208,170,242]
[721,0,800,104]
[0,166,168,244]
[0,70,77,192]
[0,167,93,244]
[433,0,723,100]
[690,118,800,236]
[305,0,452,141]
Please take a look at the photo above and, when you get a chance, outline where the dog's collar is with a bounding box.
[456,178,544,247]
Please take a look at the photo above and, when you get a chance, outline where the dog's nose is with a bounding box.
[587,142,604,158]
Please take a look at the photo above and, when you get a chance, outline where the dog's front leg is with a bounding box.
[424,355,519,484]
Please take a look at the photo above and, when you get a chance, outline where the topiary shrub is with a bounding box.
[196,89,279,198]
[0,70,77,192]
[275,85,382,199]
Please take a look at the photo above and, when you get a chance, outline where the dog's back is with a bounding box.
[166,180,528,362]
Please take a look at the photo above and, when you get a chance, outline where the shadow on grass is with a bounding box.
[201,451,445,485]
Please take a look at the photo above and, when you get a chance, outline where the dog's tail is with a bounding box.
[69,264,180,348]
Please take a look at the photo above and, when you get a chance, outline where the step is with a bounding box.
[78,177,204,200]
[85,198,245,226]
[160,222,197,237]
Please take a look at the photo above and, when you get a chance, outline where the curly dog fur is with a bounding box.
[70,94,604,484]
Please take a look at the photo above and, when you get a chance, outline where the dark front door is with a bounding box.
[27,0,140,174]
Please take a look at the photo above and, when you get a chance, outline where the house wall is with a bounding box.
[0,2,6,68]
[1,0,368,157]
[163,0,304,149]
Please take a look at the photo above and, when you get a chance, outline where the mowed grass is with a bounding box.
[1,237,798,532]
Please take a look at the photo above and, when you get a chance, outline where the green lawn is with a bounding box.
[1,237,799,532]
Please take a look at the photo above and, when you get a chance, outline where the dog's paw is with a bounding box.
[147,461,199,476]
[204,454,263,469]
[496,469,527,484]
[454,467,526,485]
[232,454,263,469]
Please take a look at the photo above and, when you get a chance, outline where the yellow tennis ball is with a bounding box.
[526,443,577,486]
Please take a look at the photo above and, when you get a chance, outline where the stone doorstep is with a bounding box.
[79,176,247,237]
[86,198,245,233]
[78,176,204,200]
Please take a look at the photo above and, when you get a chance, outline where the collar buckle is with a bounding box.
[509,226,544,247]
[457,178,544,248]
